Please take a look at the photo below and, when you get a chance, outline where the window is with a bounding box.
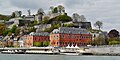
[73,42,74,44]
[63,42,64,45]
[74,36,76,38]
[57,35,58,37]
[44,38,46,41]
[81,36,83,39]
[53,42,55,44]
[60,42,62,45]
[57,42,58,45]
[38,37,40,41]
[84,36,86,39]
[77,36,79,38]
[62,35,64,38]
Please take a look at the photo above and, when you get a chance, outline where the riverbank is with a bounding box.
[1,45,120,56]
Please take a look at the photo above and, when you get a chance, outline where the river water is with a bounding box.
[0,54,120,60]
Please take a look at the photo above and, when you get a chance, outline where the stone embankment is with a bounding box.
[85,45,120,56]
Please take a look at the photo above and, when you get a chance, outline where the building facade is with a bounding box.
[24,32,50,47]
[24,35,33,47]
[50,27,92,47]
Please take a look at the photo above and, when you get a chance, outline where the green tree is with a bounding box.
[11,12,16,18]
[43,16,49,21]
[44,24,61,32]
[48,14,72,24]
[3,25,20,36]
[41,20,49,24]
[66,23,74,27]
[28,27,36,33]
[58,14,72,22]
[108,29,119,38]
[0,23,6,35]
[93,35,106,45]
[2,29,11,36]
[43,41,50,47]
[7,32,12,36]
[34,20,38,25]
[109,40,120,45]
[33,42,42,47]
[108,38,120,45]
[18,11,22,17]
[58,5,65,13]
[11,25,17,33]
[41,16,49,24]
[0,14,11,21]
[52,7,58,13]
[94,21,103,30]
[15,28,20,35]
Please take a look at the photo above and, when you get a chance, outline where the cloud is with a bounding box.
[10,0,44,9]
[64,0,96,8]
[63,0,120,31]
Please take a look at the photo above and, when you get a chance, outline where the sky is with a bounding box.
[0,0,120,32]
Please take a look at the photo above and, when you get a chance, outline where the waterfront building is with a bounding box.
[35,24,51,32]
[92,31,108,45]
[24,32,50,47]
[24,35,33,47]
[24,15,35,21]
[50,27,92,47]
[62,21,92,29]
[6,18,30,29]
[18,36,25,47]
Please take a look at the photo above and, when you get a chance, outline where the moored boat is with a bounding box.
[1,50,15,54]
[25,47,59,54]
[60,51,80,55]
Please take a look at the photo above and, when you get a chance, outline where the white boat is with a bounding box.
[25,47,59,54]
[1,50,15,54]
[26,50,58,54]
[60,51,80,55]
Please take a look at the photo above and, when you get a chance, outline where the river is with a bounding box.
[0,54,120,60]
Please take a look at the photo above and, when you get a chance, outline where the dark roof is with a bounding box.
[74,22,92,29]
[30,32,50,36]
[52,27,90,34]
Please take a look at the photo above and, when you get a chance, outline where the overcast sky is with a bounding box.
[0,0,120,32]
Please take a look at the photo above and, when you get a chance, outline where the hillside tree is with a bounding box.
[94,21,103,30]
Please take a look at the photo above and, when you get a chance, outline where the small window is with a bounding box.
[54,42,55,44]
[62,42,64,44]
[60,42,62,45]
[65,42,67,44]
[57,42,58,45]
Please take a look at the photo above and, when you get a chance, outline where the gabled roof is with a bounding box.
[29,32,50,36]
[52,27,90,34]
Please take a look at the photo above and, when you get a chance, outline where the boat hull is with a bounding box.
[60,53,80,55]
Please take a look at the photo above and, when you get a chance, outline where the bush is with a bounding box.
[43,41,50,47]
[33,42,42,47]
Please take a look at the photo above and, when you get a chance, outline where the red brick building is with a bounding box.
[24,32,50,47]
[50,27,92,47]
